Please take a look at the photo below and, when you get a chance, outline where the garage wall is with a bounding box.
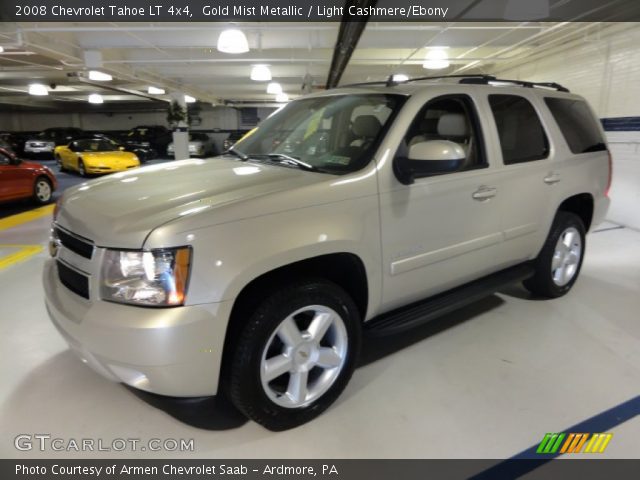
[495,24,640,230]
[0,106,245,132]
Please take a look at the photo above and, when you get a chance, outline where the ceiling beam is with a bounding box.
[326,0,378,89]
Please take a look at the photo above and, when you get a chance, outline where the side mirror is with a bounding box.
[396,140,466,184]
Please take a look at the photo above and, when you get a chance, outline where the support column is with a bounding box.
[170,91,189,160]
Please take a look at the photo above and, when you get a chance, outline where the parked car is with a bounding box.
[23,128,84,158]
[223,130,250,151]
[167,132,218,157]
[91,133,156,163]
[0,132,24,154]
[121,125,172,157]
[45,75,610,431]
[0,143,56,204]
[54,138,140,176]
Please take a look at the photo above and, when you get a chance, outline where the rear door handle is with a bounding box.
[544,173,561,185]
[472,186,497,201]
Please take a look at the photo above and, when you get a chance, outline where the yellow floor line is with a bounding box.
[0,205,54,232]
[0,245,44,270]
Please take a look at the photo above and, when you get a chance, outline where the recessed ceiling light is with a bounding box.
[217,29,249,54]
[88,93,104,104]
[275,92,289,103]
[148,86,165,95]
[423,48,450,70]
[88,70,112,81]
[392,74,409,82]
[28,84,48,96]
[184,95,196,103]
[250,65,272,81]
[0,46,4,53]
[267,82,282,94]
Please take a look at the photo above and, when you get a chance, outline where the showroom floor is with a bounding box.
[0,211,638,458]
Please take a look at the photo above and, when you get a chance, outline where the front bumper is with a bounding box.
[85,164,139,174]
[43,259,231,397]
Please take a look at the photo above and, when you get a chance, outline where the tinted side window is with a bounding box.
[544,98,606,154]
[489,94,549,165]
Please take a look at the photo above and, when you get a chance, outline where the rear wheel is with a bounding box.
[227,279,361,431]
[524,211,586,298]
[33,177,52,204]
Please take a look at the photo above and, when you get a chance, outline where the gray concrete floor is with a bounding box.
[0,215,638,459]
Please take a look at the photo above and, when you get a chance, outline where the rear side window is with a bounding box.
[489,94,549,165]
[544,98,606,154]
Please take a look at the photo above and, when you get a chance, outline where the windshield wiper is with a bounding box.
[267,153,318,172]
[226,147,249,161]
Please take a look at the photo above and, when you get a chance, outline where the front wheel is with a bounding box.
[33,177,52,204]
[524,211,586,298]
[227,280,361,431]
[77,159,87,177]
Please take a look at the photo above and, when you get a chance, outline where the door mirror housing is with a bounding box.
[395,140,466,184]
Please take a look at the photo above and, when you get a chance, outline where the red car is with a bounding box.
[0,143,57,205]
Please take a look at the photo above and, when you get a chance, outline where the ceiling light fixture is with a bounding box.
[217,28,249,54]
[267,82,282,95]
[392,74,409,82]
[275,92,289,103]
[88,70,112,81]
[184,95,196,103]
[148,86,165,95]
[88,93,104,104]
[28,84,48,96]
[423,48,450,70]
[0,46,4,53]
[250,65,272,81]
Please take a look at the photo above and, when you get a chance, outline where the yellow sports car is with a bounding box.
[54,138,140,176]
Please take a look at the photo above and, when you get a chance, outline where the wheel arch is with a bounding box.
[219,252,369,387]
[557,193,594,231]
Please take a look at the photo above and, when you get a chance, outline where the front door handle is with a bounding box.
[544,173,561,185]
[472,186,497,201]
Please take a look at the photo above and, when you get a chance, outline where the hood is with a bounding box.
[56,156,328,248]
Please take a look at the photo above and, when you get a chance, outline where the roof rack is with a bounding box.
[340,74,570,93]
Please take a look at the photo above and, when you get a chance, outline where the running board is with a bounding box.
[365,262,534,337]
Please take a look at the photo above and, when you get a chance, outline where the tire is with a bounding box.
[77,159,86,177]
[524,211,586,298]
[227,279,362,431]
[33,177,52,204]
[55,154,65,172]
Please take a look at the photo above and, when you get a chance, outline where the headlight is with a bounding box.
[100,247,191,307]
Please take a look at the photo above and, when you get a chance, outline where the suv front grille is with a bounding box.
[57,261,89,299]
[55,226,94,259]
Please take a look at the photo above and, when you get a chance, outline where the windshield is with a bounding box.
[233,93,405,174]
[75,139,118,152]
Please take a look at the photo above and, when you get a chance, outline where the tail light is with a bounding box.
[605,150,613,198]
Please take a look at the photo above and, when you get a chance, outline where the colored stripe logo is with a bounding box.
[537,433,613,454]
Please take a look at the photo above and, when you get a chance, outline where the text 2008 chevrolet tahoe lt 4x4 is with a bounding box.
[44,76,611,430]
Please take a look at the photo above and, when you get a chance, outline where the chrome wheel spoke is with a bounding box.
[551,253,563,270]
[307,311,333,341]
[263,354,293,382]
[316,347,342,368]
[287,370,309,404]
[563,230,576,248]
[277,317,303,347]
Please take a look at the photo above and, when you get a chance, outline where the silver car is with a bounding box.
[167,132,217,157]
[44,75,611,431]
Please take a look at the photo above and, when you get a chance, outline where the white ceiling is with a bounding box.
[0,21,625,110]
